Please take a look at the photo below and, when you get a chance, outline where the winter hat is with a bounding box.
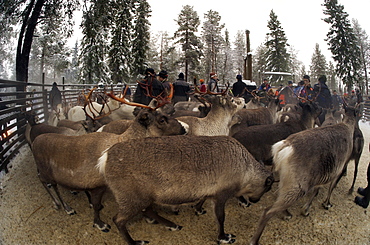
[236,75,242,80]
[158,70,168,78]
[145,68,155,75]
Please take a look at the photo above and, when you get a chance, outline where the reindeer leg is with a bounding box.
[322,172,344,209]
[214,195,236,244]
[142,206,182,231]
[193,198,207,215]
[113,206,149,245]
[302,187,320,216]
[250,186,305,245]
[40,182,61,210]
[50,183,76,215]
[89,187,110,232]
[349,156,361,194]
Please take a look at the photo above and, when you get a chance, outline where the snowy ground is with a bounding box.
[0,122,369,245]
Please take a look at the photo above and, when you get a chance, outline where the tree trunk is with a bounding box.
[16,0,45,85]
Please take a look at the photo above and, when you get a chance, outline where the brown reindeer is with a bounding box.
[31,86,187,233]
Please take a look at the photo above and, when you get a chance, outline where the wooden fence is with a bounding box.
[0,78,126,174]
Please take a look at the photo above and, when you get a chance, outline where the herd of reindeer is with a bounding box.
[24,83,367,245]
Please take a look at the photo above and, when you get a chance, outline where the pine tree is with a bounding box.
[287,46,303,84]
[309,43,327,81]
[252,43,268,83]
[79,1,110,84]
[202,10,225,78]
[352,19,370,94]
[233,31,246,76]
[219,29,234,84]
[327,61,338,91]
[264,9,290,85]
[108,0,134,83]
[174,5,202,82]
[131,0,151,78]
[323,0,362,92]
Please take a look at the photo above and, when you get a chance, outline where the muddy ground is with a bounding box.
[0,123,370,245]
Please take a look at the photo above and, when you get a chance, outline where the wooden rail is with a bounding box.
[0,79,127,174]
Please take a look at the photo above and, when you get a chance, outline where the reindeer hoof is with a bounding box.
[70,190,79,195]
[218,234,236,244]
[94,223,111,232]
[145,217,159,224]
[66,209,77,215]
[167,225,182,231]
[301,211,309,217]
[238,200,251,208]
[195,209,206,215]
[322,202,333,210]
[134,241,149,245]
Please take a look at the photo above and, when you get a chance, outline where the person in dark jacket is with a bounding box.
[133,68,164,105]
[173,72,190,104]
[49,82,62,111]
[313,75,332,109]
[157,70,171,91]
[313,75,332,125]
[331,90,342,110]
[232,74,247,97]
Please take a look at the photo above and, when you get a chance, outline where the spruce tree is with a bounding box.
[309,43,327,81]
[352,19,370,94]
[264,9,290,85]
[79,1,110,84]
[131,0,151,78]
[108,0,133,83]
[233,31,246,76]
[323,0,362,92]
[174,5,202,82]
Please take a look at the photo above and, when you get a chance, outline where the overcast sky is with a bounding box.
[147,0,370,70]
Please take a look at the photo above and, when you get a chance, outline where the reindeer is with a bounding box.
[232,101,321,165]
[175,88,245,136]
[249,106,359,245]
[229,98,281,136]
[98,135,274,244]
[31,86,187,233]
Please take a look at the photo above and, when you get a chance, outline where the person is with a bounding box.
[157,70,171,92]
[199,79,207,93]
[313,75,332,125]
[313,75,332,108]
[294,80,304,97]
[49,82,62,111]
[258,78,270,92]
[277,80,297,106]
[231,74,247,98]
[331,90,342,110]
[133,68,164,105]
[207,72,219,92]
[355,144,370,208]
[173,72,190,104]
[348,90,358,106]
[299,75,314,101]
